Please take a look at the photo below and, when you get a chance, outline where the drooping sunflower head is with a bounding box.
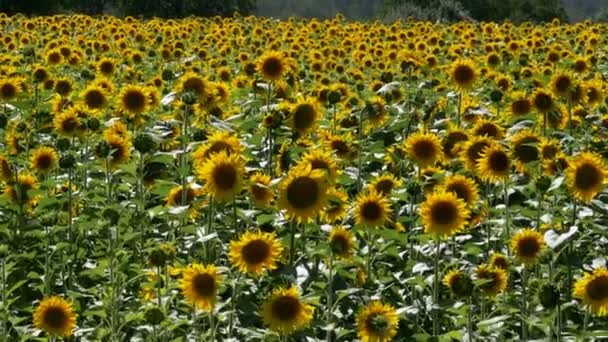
[475,263,508,297]
[354,189,392,228]
[443,269,474,298]
[165,183,202,207]
[460,136,492,172]
[404,131,443,168]
[369,173,402,197]
[573,268,608,317]
[278,164,328,223]
[321,187,349,223]
[356,301,400,342]
[450,59,477,91]
[565,151,606,203]
[477,143,511,183]
[420,191,469,238]
[229,230,284,276]
[328,226,356,259]
[438,174,479,208]
[33,296,77,337]
[261,286,314,335]
[510,228,545,265]
[30,146,58,174]
[196,151,245,202]
[118,85,148,115]
[179,263,221,312]
[248,172,274,208]
[257,51,289,81]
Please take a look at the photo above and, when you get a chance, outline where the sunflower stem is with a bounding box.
[457,92,462,128]
[366,231,374,283]
[205,196,214,262]
[1,257,6,339]
[105,156,111,204]
[289,220,297,267]
[433,237,441,338]
[331,102,337,134]
[357,108,364,193]
[44,225,51,295]
[504,181,510,253]
[227,273,241,339]
[67,167,73,292]
[542,112,547,137]
[208,311,215,341]
[583,307,590,336]
[521,267,528,341]
[326,253,334,342]
[233,195,239,237]
[156,266,162,308]
[467,296,474,342]
[556,302,562,341]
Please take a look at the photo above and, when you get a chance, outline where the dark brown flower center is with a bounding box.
[587,275,608,301]
[242,239,271,265]
[293,103,315,131]
[575,163,601,191]
[488,150,509,172]
[43,306,68,329]
[192,273,215,297]
[271,296,301,321]
[361,201,382,222]
[453,65,475,85]
[413,139,436,161]
[517,236,541,258]
[286,176,319,210]
[212,163,237,191]
[430,200,458,226]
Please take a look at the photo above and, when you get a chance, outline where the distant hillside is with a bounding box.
[562,0,608,21]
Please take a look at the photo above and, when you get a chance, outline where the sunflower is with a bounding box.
[538,138,561,160]
[192,131,243,165]
[321,187,349,223]
[460,136,492,171]
[477,143,511,183]
[404,131,443,168]
[229,230,283,276]
[290,97,321,136]
[420,191,469,237]
[0,79,19,102]
[53,108,83,137]
[441,126,469,160]
[30,146,58,174]
[261,286,314,334]
[438,174,479,207]
[322,132,355,160]
[165,183,202,207]
[573,268,608,316]
[196,151,245,202]
[180,264,221,312]
[81,85,107,111]
[450,59,477,91]
[0,154,12,182]
[278,164,328,223]
[509,91,532,117]
[489,252,509,270]
[565,151,606,203]
[248,172,274,208]
[551,71,575,99]
[257,51,289,81]
[118,85,148,115]
[510,130,540,173]
[33,296,77,337]
[475,263,508,296]
[532,89,554,114]
[354,190,392,227]
[176,71,208,101]
[299,148,338,182]
[102,134,132,168]
[4,172,38,206]
[443,269,473,298]
[471,118,504,140]
[97,57,116,77]
[369,173,402,196]
[510,228,544,265]
[328,226,356,259]
[356,301,399,342]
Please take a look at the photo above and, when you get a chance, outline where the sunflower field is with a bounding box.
[2,11,608,342]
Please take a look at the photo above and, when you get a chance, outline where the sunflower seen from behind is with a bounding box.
[565,151,606,203]
[229,230,283,276]
[261,286,314,335]
[33,296,77,337]
[356,301,399,342]
[278,164,328,223]
[196,151,245,202]
[573,267,608,317]
[510,228,545,265]
[180,264,221,312]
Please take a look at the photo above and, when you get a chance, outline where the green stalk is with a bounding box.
[356,108,364,192]
[521,267,528,341]
[208,311,215,341]
[366,231,374,283]
[326,254,334,342]
[289,220,297,267]
[467,297,474,342]
[504,181,510,253]
[205,197,214,262]
[1,257,6,338]
[457,92,462,128]
[556,302,561,341]
[233,196,239,237]
[227,273,241,339]
[433,237,441,338]
[156,266,162,308]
